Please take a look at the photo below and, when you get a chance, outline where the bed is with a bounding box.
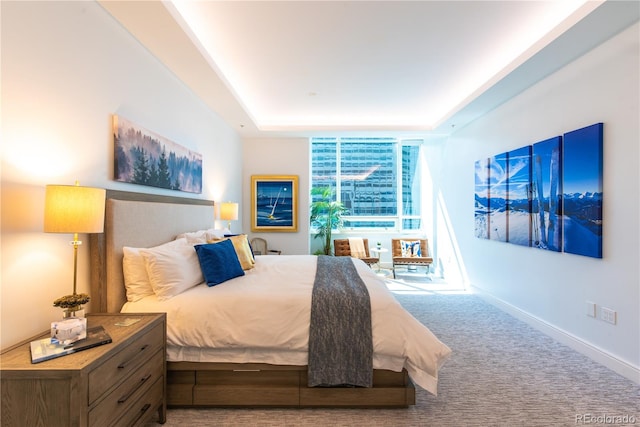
[90,190,451,408]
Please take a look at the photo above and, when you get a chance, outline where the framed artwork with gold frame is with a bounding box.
[251,175,298,232]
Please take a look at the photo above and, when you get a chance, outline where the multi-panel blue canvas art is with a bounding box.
[475,122,603,259]
[506,146,532,247]
[562,123,603,258]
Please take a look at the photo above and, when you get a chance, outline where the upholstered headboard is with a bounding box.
[90,190,214,313]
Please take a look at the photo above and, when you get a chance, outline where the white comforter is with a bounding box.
[122,255,451,395]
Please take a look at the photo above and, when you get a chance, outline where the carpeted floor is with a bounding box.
[146,279,639,426]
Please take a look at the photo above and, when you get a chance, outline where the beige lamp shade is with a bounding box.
[44,185,106,233]
[219,202,239,222]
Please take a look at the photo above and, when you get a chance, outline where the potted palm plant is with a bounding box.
[310,186,348,255]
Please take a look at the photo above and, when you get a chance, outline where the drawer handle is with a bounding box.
[131,403,152,425]
[117,344,150,369]
[117,374,152,404]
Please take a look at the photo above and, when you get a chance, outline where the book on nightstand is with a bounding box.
[30,325,113,364]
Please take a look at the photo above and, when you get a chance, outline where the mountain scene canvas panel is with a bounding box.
[507,145,532,247]
[562,123,603,258]
[474,158,490,239]
[532,136,562,252]
[488,152,508,242]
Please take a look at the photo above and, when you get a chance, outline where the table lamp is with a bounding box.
[44,182,106,317]
[219,201,238,230]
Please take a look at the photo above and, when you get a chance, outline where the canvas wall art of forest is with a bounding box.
[113,115,202,194]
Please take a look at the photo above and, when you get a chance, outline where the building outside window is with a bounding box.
[310,137,423,232]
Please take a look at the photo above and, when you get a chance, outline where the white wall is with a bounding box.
[1,1,243,349]
[242,138,310,255]
[440,22,639,380]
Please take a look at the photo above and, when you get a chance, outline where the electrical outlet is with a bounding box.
[586,301,596,318]
[601,307,617,325]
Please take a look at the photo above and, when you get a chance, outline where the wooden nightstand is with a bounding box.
[1,313,166,427]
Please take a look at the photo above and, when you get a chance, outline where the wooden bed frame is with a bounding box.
[90,190,415,408]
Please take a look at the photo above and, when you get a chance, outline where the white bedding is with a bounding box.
[122,255,451,395]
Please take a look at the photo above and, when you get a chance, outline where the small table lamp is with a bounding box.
[219,202,238,230]
[44,182,106,317]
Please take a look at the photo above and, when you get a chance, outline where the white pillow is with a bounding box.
[176,228,230,245]
[140,238,204,301]
[205,228,231,241]
[123,246,155,302]
[175,229,208,245]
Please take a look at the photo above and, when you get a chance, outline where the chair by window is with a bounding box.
[391,238,433,279]
[333,238,379,268]
[250,237,281,255]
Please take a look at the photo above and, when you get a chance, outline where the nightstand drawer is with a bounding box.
[0,314,166,427]
[89,349,163,427]
[118,376,164,427]
[88,322,164,404]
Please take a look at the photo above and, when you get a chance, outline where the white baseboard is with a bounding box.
[471,286,640,385]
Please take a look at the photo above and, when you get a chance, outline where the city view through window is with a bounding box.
[311,137,422,231]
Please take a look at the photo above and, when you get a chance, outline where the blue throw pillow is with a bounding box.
[194,239,245,287]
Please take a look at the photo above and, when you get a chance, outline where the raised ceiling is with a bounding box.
[99,1,638,138]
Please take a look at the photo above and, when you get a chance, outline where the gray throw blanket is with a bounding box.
[307,256,373,387]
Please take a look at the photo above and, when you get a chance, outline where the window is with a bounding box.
[311,137,423,231]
